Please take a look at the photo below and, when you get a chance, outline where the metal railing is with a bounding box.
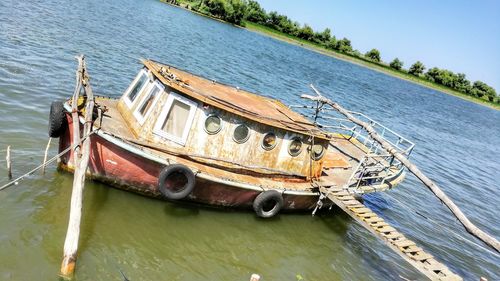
[290,104,415,193]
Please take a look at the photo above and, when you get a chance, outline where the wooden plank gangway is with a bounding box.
[319,186,462,280]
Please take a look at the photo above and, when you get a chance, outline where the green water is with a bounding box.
[1,173,412,280]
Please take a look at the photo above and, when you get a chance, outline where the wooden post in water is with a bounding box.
[302,85,500,253]
[249,274,261,281]
[6,145,12,179]
[60,55,95,278]
[41,138,52,175]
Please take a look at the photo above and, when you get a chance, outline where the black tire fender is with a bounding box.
[48,101,67,138]
[158,164,196,200]
[253,190,284,218]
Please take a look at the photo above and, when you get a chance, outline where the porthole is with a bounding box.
[233,124,250,143]
[288,137,303,157]
[262,132,277,150]
[311,143,326,160]
[204,114,222,135]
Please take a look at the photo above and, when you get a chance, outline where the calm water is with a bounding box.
[0,0,499,280]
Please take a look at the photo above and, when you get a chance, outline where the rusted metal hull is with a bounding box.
[58,114,319,211]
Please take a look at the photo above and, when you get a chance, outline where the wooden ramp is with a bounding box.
[319,186,462,281]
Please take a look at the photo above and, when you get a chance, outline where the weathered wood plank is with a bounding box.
[410,253,433,261]
[394,240,416,248]
[364,217,384,223]
[401,245,423,254]
[318,185,461,280]
[350,207,372,214]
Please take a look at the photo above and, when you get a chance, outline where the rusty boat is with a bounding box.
[49,59,414,218]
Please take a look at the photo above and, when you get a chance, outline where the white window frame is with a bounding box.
[133,80,164,125]
[123,69,149,108]
[153,92,198,146]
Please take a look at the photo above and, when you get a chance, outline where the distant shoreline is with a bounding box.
[243,22,500,110]
[161,1,499,110]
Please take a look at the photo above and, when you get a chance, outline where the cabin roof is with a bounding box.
[143,59,330,140]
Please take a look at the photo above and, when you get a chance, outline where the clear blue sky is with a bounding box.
[257,0,500,92]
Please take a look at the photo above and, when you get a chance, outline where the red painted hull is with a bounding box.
[58,114,319,211]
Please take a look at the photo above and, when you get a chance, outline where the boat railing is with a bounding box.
[290,104,415,193]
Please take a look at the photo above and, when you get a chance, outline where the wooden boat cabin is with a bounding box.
[53,59,408,217]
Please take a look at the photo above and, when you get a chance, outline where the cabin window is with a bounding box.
[153,92,197,145]
[124,69,149,108]
[133,80,163,125]
[288,137,303,157]
[233,124,250,143]
[204,114,222,135]
[262,132,277,150]
[311,143,326,160]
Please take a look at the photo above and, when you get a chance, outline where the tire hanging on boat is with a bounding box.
[48,101,67,138]
[158,164,196,200]
[253,190,284,218]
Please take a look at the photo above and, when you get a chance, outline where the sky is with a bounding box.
[256,0,500,92]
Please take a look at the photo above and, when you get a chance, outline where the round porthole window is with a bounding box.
[262,132,277,150]
[311,143,326,160]
[233,124,250,143]
[204,114,222,135]
[288,137,303,157]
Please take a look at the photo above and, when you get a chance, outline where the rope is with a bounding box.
[0,130,97,192]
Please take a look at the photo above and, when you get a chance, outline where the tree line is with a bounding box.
[166,0,498,103]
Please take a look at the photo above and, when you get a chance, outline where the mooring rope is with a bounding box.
[0,130,97,192]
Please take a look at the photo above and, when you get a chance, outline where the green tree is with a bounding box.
[266,11,280,29]
[245,0,266,23]
[470,81,496,99]
[277,14,294,34]
[325,36,337,50]
[297,24,314,41]
[389,58,403,70]
[454,73,471,93]
[425,67,440,82]
[319,28,331,43]
[335,38,352,53]
[408,61,425,76]
[204,0,226,18]
[365,48,381,62]
[312,28,331,45]
[225,0,247,25]
[290,21,301,37]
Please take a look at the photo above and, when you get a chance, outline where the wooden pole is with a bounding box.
[60,55,95,278]
[6,145,12,179]
[42,138,52,175]
[303,86,500,253]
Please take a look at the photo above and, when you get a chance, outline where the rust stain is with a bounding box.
[143,59,330,140]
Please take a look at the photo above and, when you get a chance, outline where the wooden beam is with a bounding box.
[41,138,52,175]
[6,145,12,179]
[303,87,500,253]
[60,55,95,278]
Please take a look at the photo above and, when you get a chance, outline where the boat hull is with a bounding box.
[58,114,320,211]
